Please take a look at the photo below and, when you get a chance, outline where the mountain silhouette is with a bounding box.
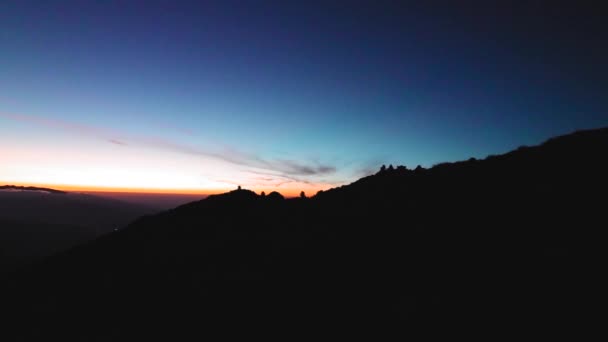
[3,127,607,339]
[0,185,67,194]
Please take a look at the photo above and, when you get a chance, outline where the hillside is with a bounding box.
[3,127,607,339]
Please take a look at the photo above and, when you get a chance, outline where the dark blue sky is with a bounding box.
[1,1,607,193]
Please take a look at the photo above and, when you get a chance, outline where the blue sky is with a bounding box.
[1,1,607,193]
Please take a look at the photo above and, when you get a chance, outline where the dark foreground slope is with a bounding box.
[3,127,608,339]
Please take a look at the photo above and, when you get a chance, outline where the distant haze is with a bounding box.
[80,191,208,210]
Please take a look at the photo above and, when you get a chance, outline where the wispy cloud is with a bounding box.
[242,169,345,189]
[204,147,336,177]
[108,139,128,146]
[1,112,340,183]
[139,139,337,178]
[1,112,126,145]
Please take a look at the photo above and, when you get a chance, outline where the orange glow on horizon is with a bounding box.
[0,142,336,198]
[1,180,329,198]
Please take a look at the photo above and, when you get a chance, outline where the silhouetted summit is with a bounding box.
[3,127,608,339]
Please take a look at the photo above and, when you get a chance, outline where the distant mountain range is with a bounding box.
[0,185,67,194]
[0,187,159,272]
[3,127,607,339]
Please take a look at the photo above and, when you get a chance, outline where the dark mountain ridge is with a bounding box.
[3,127,607,339]
[0,185,66,194]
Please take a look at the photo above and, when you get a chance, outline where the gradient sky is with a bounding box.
[1,1,607,195]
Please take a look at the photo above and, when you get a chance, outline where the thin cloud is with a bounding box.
[241,169,345,189]
[133,139,337,178]
[1,112,126,147]
[1,112,342,181]
[273,159,336,176]
[108,139,128,146]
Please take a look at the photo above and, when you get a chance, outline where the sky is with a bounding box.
[1,1,607,195]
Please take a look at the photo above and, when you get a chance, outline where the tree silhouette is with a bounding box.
[300,191,306,199]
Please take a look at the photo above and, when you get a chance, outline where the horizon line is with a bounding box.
[0,181,310,197]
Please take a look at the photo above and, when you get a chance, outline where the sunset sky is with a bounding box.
[1,1,606,195]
